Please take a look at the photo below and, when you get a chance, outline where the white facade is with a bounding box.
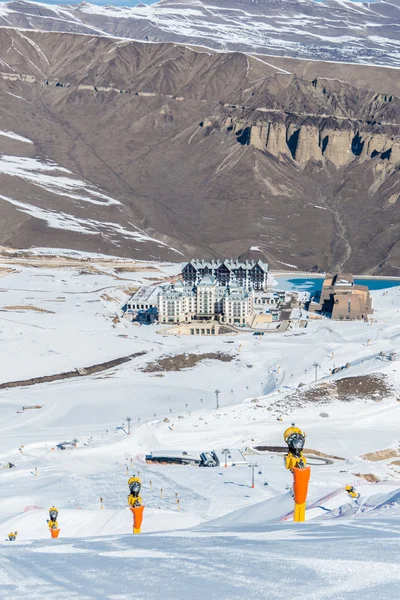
[158,281,196,323]
[158,277,254,325]
[222,288,254,325]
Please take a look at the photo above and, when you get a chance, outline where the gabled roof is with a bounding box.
[184,259,268,272]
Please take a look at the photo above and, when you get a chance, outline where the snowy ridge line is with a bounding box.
[10,0,400,68]
[0,23,399,71]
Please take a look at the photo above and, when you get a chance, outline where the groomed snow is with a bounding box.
[0,257,399,598]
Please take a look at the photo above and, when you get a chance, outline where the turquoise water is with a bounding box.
[275,276,400,293]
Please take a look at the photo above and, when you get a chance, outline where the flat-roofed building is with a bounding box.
[126,287,160,312]
[309,273,373,320]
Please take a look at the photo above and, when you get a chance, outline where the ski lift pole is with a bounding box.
[249,463,258,489]
[222,449,230,468]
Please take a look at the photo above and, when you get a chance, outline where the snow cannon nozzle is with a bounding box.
[128,475,142,507]
[284,426,306,459]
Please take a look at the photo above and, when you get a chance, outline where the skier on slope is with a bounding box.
[7,531,17,541]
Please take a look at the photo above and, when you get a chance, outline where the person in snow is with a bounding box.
[7,531,17,541]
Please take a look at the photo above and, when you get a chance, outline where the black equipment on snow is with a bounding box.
[286,432,305,458]
[129,480,141,497]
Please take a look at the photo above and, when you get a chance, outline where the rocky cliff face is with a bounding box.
[208,76,400,168]
[223,118,400,167]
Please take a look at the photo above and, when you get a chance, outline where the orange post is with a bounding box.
[292,466,310,505]
[50,529,60,539]
[292,466,310,522]
[130,506,145,534]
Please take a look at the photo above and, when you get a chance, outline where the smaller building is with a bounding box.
[126,287,160,312]
[254,291,279,307]
[309,273,373,320]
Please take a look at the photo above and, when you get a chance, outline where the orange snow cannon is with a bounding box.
[292,466,311,522]
[50,528,60,539]
[130,506,145,534]
[283,425,310,522]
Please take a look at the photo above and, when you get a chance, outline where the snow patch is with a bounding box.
[0,155,121,207]
[0,131,33,144]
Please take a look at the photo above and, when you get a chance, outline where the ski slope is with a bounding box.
[0,253,400,598]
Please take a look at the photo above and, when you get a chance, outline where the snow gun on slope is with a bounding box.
[127,476,145,534]
[284,425,310,523]
[47,506,60,538]
[345,485,360,500]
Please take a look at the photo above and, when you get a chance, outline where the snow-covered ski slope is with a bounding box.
[0,252,400,598]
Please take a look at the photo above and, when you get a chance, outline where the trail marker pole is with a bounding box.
[215,389,220,410]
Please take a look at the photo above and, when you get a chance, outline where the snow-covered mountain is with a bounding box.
[0,27,398,271]
[0,0,399,66]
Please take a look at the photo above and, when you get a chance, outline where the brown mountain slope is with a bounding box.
[0,29,398,273]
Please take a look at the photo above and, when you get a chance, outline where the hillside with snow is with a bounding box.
[0,0,399,66]
[0,252,400,597]
[0,28,398,273]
